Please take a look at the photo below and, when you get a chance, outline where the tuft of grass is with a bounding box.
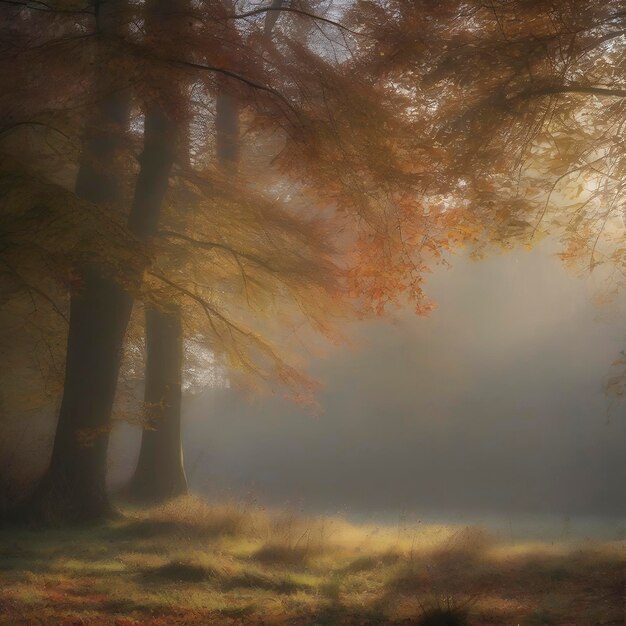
[528,608,556,625]
[115,496,257,540]
[144,560,218,583]
[417,606,468,626]
[221,568,314,594]
[342,550,402,573]
[252,542,313,567]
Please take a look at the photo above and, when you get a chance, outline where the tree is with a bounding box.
[125,1,295,505]
[2,0,491,523]
[350,0,625,275]
[126,73,246,504]
[121,1,445,507]
[18,0,183,522]
[350,0,626,407]
[16,0,137,523]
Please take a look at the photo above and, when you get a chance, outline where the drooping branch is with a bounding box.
[0,0,94,14]
[159,229,279,274]
[0,258,68,324]
[515,85,626,100]
[166,58,298,115]
[226,5,365,37]
[147,270,288,379]
[104,34,299,117]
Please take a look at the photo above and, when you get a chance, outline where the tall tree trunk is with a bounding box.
[129,4,275,504]
[22,1,130,524]
[28,92,177,524]
[126,0,281,509]
[127,77,240,504]
[127,69,188,506]
[127,306,187,502]
[33,270,134,522]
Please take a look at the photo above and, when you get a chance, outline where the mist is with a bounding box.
[4,3,626,622]
[109,241,625,535]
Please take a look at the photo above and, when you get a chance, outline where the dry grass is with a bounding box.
[0,496,623,625]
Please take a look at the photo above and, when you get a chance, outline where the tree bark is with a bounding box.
[21,1,131,523]
[127,306,187,502]
[27,101,177,524]
[215,90,240,166]
[30,269,134,523]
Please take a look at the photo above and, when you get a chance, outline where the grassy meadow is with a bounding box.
[0,497,623,625]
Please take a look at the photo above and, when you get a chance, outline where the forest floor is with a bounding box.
[0,496,623,625]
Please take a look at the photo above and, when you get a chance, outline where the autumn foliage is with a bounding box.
[0,0,623,520]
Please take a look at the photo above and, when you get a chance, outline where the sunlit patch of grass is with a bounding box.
[220,535,260,559]
[54,557,127,574]
[119,495,266,540]
[118,551,165,570]
[7,585,44,606]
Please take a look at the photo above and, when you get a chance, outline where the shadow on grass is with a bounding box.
[252,542,314,567]
[143,560,219,583]
[141,559,313,595]
[221,570,310,594]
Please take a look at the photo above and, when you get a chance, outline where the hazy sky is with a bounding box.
[113,240,626,525]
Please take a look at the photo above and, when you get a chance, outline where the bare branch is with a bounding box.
[516,85,626,100]
[226,5,365,38]
[0,0,93,15]
[165,58,298,114]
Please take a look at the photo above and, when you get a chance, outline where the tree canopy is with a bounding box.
[0,0,623,521]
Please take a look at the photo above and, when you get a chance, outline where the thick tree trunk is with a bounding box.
[13,0,179,524]
[23,0,133,522]
[27,105,177,524]
[30,270,134,523]
[127,306,187,502]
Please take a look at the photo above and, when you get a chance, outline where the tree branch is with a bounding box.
[227,5,365,37]
[147,270,280,376]
[159,229,278,273]
[164,58,296,112]
[516,85,626,99]
[0,0,93,15]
